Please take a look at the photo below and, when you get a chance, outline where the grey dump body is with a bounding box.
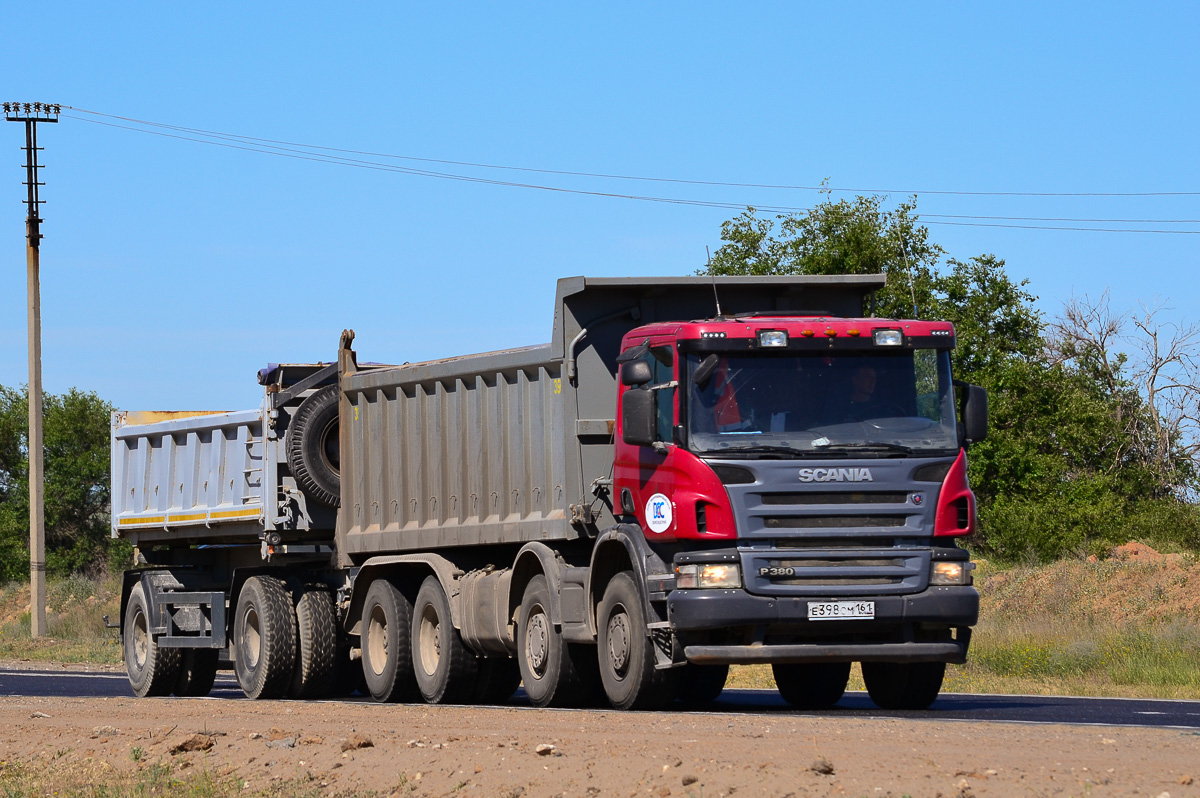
[337,275,883,562]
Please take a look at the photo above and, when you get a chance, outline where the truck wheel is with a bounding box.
[287,384,341,507]
[678,663,729,705]
[124,582,181,697]
[772,662,851,709]
[412,576,478,704]
[861,661,945,710]
[472,656,522,705]
[288,588,337,699]
[518,575,597,708]
[173,649,219,697]
[234,576,297,700]
[360,579,415,702]
[597,571,678,710]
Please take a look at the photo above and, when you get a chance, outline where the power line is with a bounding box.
[65,106,1200,199]
[61,109,1200,235]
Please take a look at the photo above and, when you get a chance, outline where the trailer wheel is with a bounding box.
[678,663,729,705]
[234,576,297,700]
[287,384,341,507]
[861,661,945,710]
[596,571,679,710]
[124,583,181,698]
[517,575,598,708]
[471,656,522,705]
[411,576,478,704]
[772,662,851,709]
[360,579,415,702]
[288,588,337,699]
[173,649,219,697]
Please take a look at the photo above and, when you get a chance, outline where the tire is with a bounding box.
[233,576,297,700]
[517,575,597,708]
[678,663,729,705]
[360,579,415,702]
[861,661,946,710]
[288,588,337,700]
[287,384,341,507]
[597,572,679,711]
[471,656,522,705]
[173,649,219,697]
[772,662,851,709]
[124,583,181,698]
[411,576,478,704]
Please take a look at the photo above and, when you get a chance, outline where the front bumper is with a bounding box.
[667,584,978,665]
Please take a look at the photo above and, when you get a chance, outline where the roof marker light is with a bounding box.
[873,329,903,346]
[824,328,837,337]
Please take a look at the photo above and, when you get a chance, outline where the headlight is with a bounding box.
[758,330,788,348]
[675,562,742,589]
[873,329,903,346]
[930,560,975,585]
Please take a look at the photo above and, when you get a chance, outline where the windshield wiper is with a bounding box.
[812,442,915,456]
[703,444,824,460]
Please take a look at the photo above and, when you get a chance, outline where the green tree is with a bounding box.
[0,385,118,579]
[703,196,1200,560]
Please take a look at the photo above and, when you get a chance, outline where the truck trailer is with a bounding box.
[111,274,987,710]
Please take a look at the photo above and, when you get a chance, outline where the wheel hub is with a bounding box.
[606,610,631,674]
[526,609,549,675]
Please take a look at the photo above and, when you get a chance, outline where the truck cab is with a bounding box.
[613,313,986,709]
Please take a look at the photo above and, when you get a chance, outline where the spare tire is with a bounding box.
[287,383,341,506]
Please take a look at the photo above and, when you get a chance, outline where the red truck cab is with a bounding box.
[611,313,987,709]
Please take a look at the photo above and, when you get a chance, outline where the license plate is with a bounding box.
[807,600,875,620]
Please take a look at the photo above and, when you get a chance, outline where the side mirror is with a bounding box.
[621,388,656,446]
[619,360,653,387]
[963,384,988,444]
[691,354,719,387]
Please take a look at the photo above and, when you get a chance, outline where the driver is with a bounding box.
[839,364,879,422]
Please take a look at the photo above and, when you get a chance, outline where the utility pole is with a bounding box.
[5,102,59,637]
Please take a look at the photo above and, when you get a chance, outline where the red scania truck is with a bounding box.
[111,274,986,710]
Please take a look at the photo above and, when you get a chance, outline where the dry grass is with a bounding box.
[0,573,123,664]
[729,550,1200,699]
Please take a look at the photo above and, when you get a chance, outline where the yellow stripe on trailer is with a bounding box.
[117,508,261,526]
[208,508,261,520]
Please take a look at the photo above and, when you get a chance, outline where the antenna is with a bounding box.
[897,232,919,319]
[706,246,725,321]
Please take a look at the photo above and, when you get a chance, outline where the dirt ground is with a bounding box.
[2,666,1199,797]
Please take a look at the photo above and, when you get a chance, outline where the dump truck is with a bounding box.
[111,274,987,710]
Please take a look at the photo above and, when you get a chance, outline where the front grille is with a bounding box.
[742,548,930,596]
[765,515,907,529]
[774,537,896,549]
[762,492,908,505]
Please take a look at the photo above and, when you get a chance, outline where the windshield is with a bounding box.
[686,349,959,456]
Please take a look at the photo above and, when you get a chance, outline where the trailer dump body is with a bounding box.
[111,274,986,712]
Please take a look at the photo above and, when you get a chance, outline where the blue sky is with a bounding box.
[2,3,1197,410]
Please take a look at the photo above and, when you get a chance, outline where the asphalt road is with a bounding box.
[4,666,1199,730]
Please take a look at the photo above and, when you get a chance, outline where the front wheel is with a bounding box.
[861,661,945,710]
[124,582,181,697]
[772,662,851,709]
[517,575,597,708]
[596,572,678,710]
